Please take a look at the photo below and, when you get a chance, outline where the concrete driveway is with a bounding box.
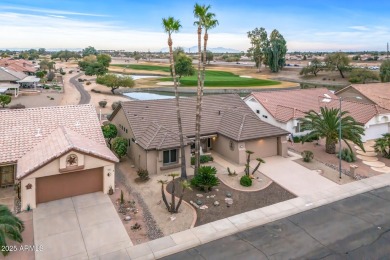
[33,192,132,260]
[253,152,338,196]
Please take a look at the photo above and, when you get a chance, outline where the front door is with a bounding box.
[0,165,15,187]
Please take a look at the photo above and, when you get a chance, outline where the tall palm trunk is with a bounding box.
[175,186,186,213]
[170,178,176,212]
[326,139,337,154]
[168,34,187,179]
[194,25,202,175]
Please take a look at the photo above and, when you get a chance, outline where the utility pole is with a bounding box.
[387,42,389,59]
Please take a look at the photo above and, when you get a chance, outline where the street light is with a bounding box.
[338,97,342,179]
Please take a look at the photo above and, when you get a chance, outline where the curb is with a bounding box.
[126,172,390,259]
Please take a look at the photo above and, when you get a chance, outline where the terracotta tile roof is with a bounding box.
[344,83,390,111]
[0,104,107,164]
[116,94,288,150]
[249,88,389,124]
[0,67,27,81]
[16,126,118,179]
[250,88,338,122]
[0,59,37,73]
[325,99,389,124]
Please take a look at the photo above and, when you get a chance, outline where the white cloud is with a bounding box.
[0,12,248,51]
[349,26,369,31]
[47,15,66,19]
[0,5,108,17]
[0,11,387,52]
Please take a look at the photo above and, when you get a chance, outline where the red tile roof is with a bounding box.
[0,58,37,73]
[249,88,389,124]
[339,83,390,111]
[0,104,110,164]
[16,126,118,179]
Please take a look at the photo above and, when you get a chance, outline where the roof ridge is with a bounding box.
[145,123,162,149]
[237,114,247,140]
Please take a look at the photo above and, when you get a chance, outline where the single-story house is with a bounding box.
[0,58,38,75]
[245,88,390,142]
[0,104,118,210]
[0,67,40,96]
[109,94,289,175]
[335,83,390,110]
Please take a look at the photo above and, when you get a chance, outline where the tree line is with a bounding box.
[299,52,390,83]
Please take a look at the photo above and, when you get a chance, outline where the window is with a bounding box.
[125,129,128,133]
[0,165,14,187]
[229,140,234,151]
[163,149,178,165]
[256,109,260,114]
[262,115,268,119]
[128,139,131,146]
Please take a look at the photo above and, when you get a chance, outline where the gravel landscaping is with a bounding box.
[166,177,295,226]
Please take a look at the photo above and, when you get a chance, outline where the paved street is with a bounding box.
[163,186,390,260]
[70,73,91,104]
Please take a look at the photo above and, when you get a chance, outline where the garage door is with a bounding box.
[364,124,389,141]
[36,168,103,204]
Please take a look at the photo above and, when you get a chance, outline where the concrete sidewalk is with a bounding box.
[255,152,338,196]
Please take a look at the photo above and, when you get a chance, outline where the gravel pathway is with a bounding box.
[115,165,164,240]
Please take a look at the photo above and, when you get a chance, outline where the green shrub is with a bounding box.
[9,103,25,109]
[85,81,91,85]
[137,169,149,181]
[337,148,356,162]
[190,155,214,165]
[301,150,314,162]
[190,166,219,191]
[301,133,319,143]
[99,100,107,108]
[240,175,252,187]
[112,101,121,110]
[293,136,301,143]
[112,137,128,159]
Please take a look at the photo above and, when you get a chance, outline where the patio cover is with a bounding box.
[0,83,19,97]
[16,76,40,83]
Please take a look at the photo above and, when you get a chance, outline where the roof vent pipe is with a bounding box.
[35,128,42,137]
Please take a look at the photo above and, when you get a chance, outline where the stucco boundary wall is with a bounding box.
[126,172,390,259]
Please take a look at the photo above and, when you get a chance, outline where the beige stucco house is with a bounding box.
[0,104,118,210]
[109,94,289,175]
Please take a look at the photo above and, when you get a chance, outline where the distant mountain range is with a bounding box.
[160,46,241,53]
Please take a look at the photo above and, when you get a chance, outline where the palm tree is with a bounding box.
[0,205,24,256]
[374,133,390,159]
[300,107,365,154]
[193,4,218,175]
[162,17,187,179]
[157,180,169,211]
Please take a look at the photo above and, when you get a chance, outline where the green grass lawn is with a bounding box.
[111,64,170,73]
[161,70,281,87]
[111,65,280,87]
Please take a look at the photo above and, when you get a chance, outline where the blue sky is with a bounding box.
[0,0,389,51]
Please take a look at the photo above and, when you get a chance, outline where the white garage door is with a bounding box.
[364,124,389,141]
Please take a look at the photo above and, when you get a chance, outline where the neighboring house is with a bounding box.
[0,67,40,96]
[109,94,289,175]
[0,58,38,75]
[0,67,26,83]
[245,88,390,142]
[335,83,390,110]
[0,104,118,210]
